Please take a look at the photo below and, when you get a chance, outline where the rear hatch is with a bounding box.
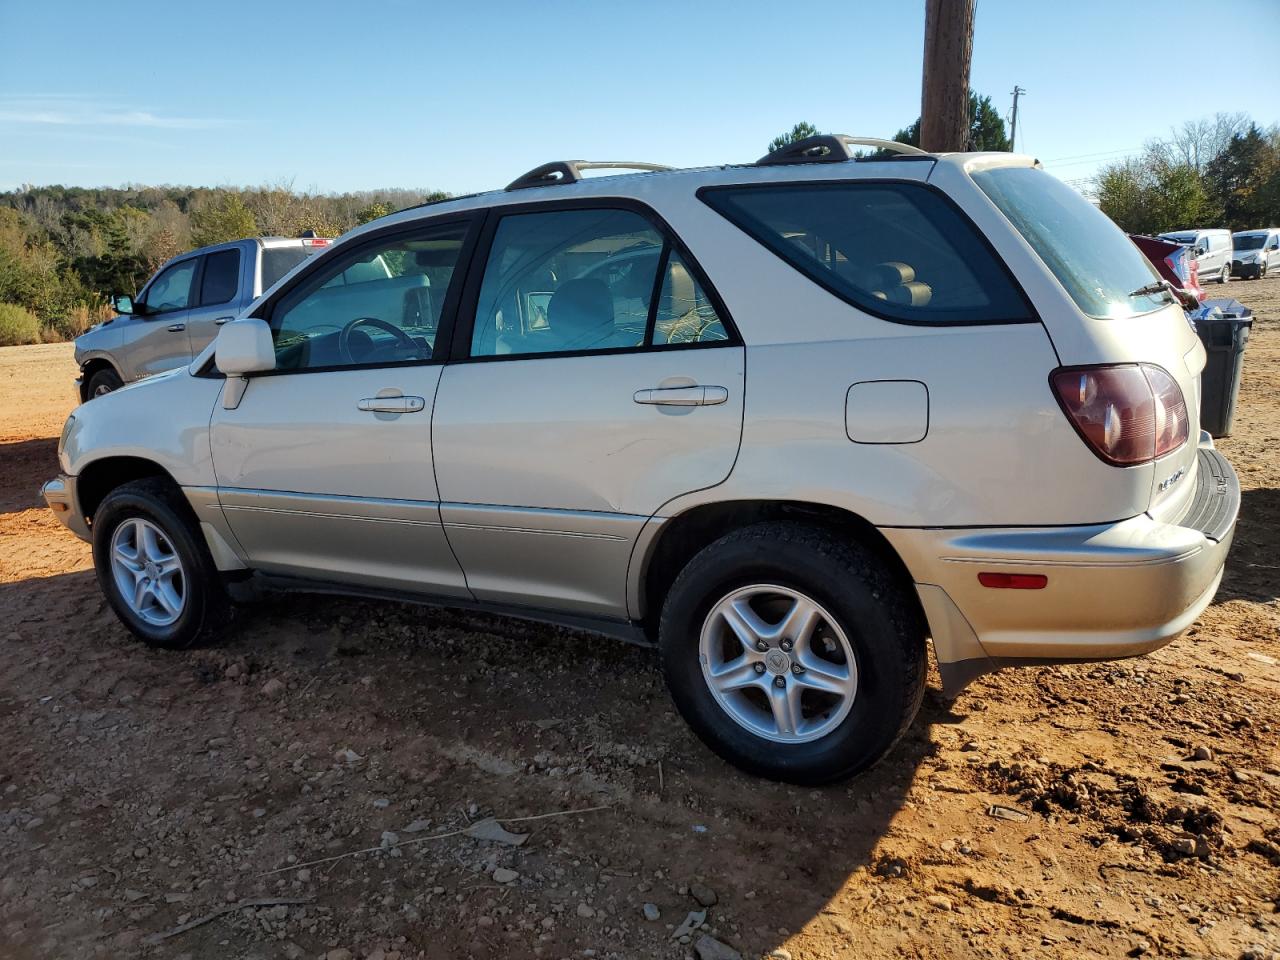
[968,164,1203,519]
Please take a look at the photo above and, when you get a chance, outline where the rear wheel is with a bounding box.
[1219,263,1230,284]
[658,522,926,784]
[92,478,230,649]
[87,367,123,398]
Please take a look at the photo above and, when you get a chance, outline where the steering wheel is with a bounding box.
[338,316,419,364]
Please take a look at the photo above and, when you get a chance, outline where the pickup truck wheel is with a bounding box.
[91,478,230,649]
[659,522,926,785]
[87,367,123,398]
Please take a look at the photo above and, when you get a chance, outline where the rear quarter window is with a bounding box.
[701,182,1031,325]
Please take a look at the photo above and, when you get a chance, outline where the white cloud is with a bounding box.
[0,96,223,130]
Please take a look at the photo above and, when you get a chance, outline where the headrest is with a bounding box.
[549,279,614,346]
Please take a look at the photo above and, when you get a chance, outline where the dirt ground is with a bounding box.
[0,284,1277,960]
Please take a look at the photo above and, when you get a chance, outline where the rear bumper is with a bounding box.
[884,445,1239,696]
[41,475,91,541]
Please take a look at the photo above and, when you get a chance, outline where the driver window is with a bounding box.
[142,259,197,314]
[268,223,469,371]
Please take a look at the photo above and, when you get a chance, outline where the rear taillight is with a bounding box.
[1050,364,1189,466]
[302,238,330,249]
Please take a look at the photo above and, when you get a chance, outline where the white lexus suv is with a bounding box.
[43,136,1240,784]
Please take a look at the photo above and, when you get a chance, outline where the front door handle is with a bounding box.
[167,323,186,332]
[214,316,235,326]
[357,395,426,414]
[633,385,728,407]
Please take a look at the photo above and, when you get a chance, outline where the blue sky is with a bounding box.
[2,0,1277,196]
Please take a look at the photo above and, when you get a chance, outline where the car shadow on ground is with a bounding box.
[1216,485,1280,603]
[0,437,59,516]
[0,565,937,958]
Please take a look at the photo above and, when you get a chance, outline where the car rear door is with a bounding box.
[208,216,480,595]
[430,202,745,618]
[185,245,247,354]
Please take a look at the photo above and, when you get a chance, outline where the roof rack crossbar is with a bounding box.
[506,160,673,191]
[756,134,929,167]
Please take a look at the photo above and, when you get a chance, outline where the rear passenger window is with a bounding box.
[200,249,240,306]
[470,208,731,358]
[703,183,1030,324]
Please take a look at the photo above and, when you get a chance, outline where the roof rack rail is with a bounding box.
[756,134,930,167]
[506,160,673,191]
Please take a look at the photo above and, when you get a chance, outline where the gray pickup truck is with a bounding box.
[74,236,330,400]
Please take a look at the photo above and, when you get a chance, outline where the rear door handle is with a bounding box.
[214,316,235,326]
[167,323,186,332]
[357,396,426,414]
[633,385,728,407]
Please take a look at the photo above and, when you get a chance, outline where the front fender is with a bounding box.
[61,368,222,485]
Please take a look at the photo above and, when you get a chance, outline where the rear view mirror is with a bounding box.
[111,294,134,315]
[1194,246,1206,257]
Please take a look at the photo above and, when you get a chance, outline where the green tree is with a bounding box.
[190,193,258,247]
[356,201,393,225]
[767,121,820,154]
[1204,124,1280,230]
[1097,155,1207,235]
[893,91,1011,151]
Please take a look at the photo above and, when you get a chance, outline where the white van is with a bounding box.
[1158,228,1233,284]
[1232,228,1280,280]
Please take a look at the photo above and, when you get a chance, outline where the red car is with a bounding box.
[1131,234,1202,306]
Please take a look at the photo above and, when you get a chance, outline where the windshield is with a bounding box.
[261,246,310,289]
[1234,234,1266,251]
[973,167,1170,319]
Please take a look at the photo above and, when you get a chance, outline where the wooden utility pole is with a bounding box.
[1009,85,1026,150]
[920,0,976,151]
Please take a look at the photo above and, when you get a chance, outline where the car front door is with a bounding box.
[186,245,246,354]
[121,256,199,378]
[430,203,745,618]
[209,217,480,595]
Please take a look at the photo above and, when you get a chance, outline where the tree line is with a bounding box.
[1096,115,1280,236]
[0,183,446,345]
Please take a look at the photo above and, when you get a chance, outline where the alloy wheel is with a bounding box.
[109,517,186,627]
[698,584,858,744]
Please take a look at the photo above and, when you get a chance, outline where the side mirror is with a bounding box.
[215,319,275,408]
[111,294,134,315]
[1193,246,1206,257]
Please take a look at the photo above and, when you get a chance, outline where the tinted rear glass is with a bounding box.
[975,167,1171,319]
[199,249,240,305]
[261,246,310,289]
[702,182,1029,324]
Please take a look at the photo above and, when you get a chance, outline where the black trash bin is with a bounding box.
[1194,304,1252,439]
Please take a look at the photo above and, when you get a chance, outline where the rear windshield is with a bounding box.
[1234,234,1266,250]
[702,182,1030,324]
[974,167,1170,319]
[261,246,310,289]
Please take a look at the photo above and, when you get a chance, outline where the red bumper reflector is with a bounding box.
[978,572,1048,590]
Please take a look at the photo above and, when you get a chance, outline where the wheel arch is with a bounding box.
[633,499,924,641]
[77,456,179,528]
[79,357,123,402]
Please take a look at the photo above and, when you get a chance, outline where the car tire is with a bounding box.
[658,522,926,785]
[87,367,124,398]
[1219,263,1230,284]
[1260,263,1268,280]
[92,477,231,650]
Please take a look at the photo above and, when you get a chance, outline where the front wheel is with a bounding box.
[92,478,230,649]
[659,523,926,784]
[87,367,123,398]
